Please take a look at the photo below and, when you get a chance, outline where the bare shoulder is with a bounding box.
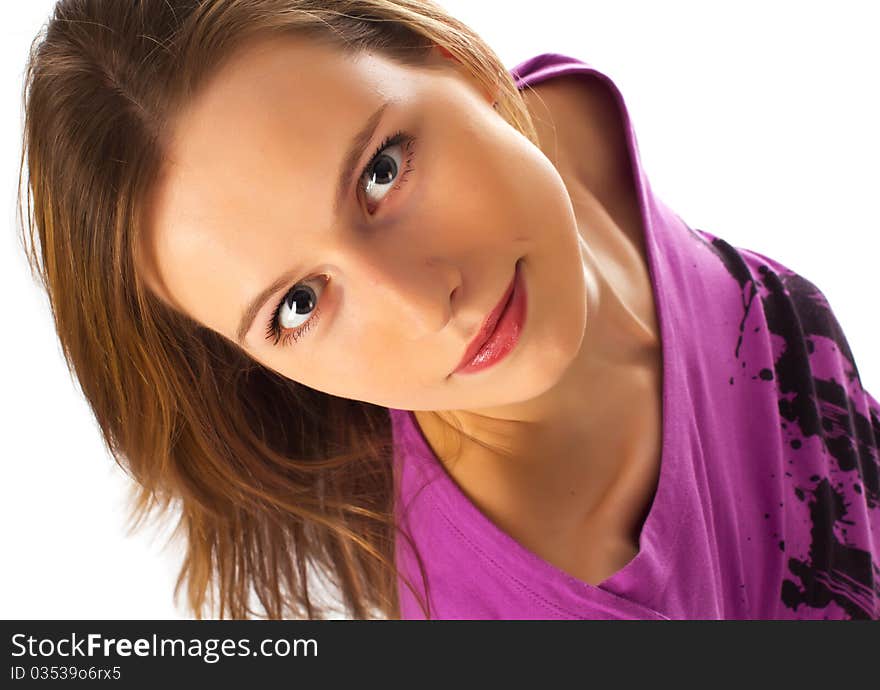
[519,73,644,254]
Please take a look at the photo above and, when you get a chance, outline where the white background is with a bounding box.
[2,1,877,619]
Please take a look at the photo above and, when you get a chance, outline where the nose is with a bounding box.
[350,249,460,337]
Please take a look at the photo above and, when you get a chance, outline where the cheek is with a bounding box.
[453,120,576,249]
[318,367,408,410]
[266,331,398,401]
[505,143,575,227]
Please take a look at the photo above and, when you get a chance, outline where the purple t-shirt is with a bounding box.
[387,53,880,619]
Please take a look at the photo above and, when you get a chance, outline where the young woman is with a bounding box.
[17,0,879,619]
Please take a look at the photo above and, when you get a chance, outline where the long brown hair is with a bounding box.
[16,0,540,619]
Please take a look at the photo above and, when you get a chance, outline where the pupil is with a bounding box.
[286,286,315,314]
[373,156,397,184]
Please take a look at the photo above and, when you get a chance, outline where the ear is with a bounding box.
[430,43,459,66]
[437,44,456,61]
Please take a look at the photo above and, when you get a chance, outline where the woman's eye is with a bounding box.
[278,282,319,329]
[359,130,417,211]
[265,276,327,347]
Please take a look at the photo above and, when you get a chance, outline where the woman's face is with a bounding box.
[142,36,588,412]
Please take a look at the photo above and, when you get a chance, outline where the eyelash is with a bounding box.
[264,129,418,347]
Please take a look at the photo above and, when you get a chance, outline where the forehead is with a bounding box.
[171,36,422,144]
[143,37,430,334]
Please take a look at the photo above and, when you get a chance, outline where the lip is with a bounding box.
[453,259,526,375]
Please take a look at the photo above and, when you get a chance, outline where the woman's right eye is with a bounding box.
[264,276,327,347]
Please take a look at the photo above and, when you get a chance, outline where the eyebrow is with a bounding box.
[235,100,392,346]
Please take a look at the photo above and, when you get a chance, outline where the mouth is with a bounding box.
[452,259,525,375]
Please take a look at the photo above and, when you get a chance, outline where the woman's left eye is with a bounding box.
[358,130,417,212]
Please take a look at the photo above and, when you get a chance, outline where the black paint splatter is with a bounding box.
[781,478,880,619]
[700,233,880,619]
